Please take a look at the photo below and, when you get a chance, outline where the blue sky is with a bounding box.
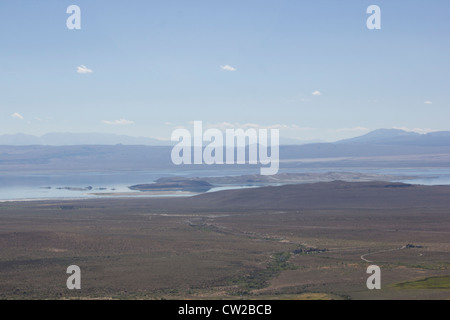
[1,0,449,141]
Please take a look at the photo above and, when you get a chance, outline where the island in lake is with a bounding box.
[129,179,213,193]
[127,172,418,193]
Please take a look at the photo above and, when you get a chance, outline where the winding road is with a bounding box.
[360,245,407,263]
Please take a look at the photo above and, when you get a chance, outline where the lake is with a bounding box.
[1,167,450,201]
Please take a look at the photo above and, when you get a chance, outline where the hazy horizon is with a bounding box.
[1,127,449,146]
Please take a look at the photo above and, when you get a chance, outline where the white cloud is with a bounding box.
[220,65,237,72]
[392,127,437,134]
[150,136,171,141]
[205,122,235,130]
[312,91,321,96]
[11,112,24,120]
[331,127,370,133]
[77,65,93,74]
[102,119,134,125]
[424,101,433,105]
[204,122,311,131]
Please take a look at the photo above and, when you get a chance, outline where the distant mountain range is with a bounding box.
[336,129,450,146]
[0,132,322,146]
[0,132,169,146]
[0,128,449,173]
[278,129,450,163]
[0,129,448,146]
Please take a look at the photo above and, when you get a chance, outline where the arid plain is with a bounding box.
[0,181,449,300]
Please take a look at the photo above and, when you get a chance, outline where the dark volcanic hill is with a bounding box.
[185,181,450,211]
[86,181,450,213]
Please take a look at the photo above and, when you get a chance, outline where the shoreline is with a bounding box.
[0,191,199,202]
[87,190,199,197]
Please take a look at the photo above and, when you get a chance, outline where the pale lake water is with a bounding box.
[1,167,450,201]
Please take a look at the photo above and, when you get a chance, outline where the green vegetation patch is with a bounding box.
[395,275,450,290]
[228,251,297,295]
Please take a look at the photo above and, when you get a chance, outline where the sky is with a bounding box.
[0,0,449,142]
